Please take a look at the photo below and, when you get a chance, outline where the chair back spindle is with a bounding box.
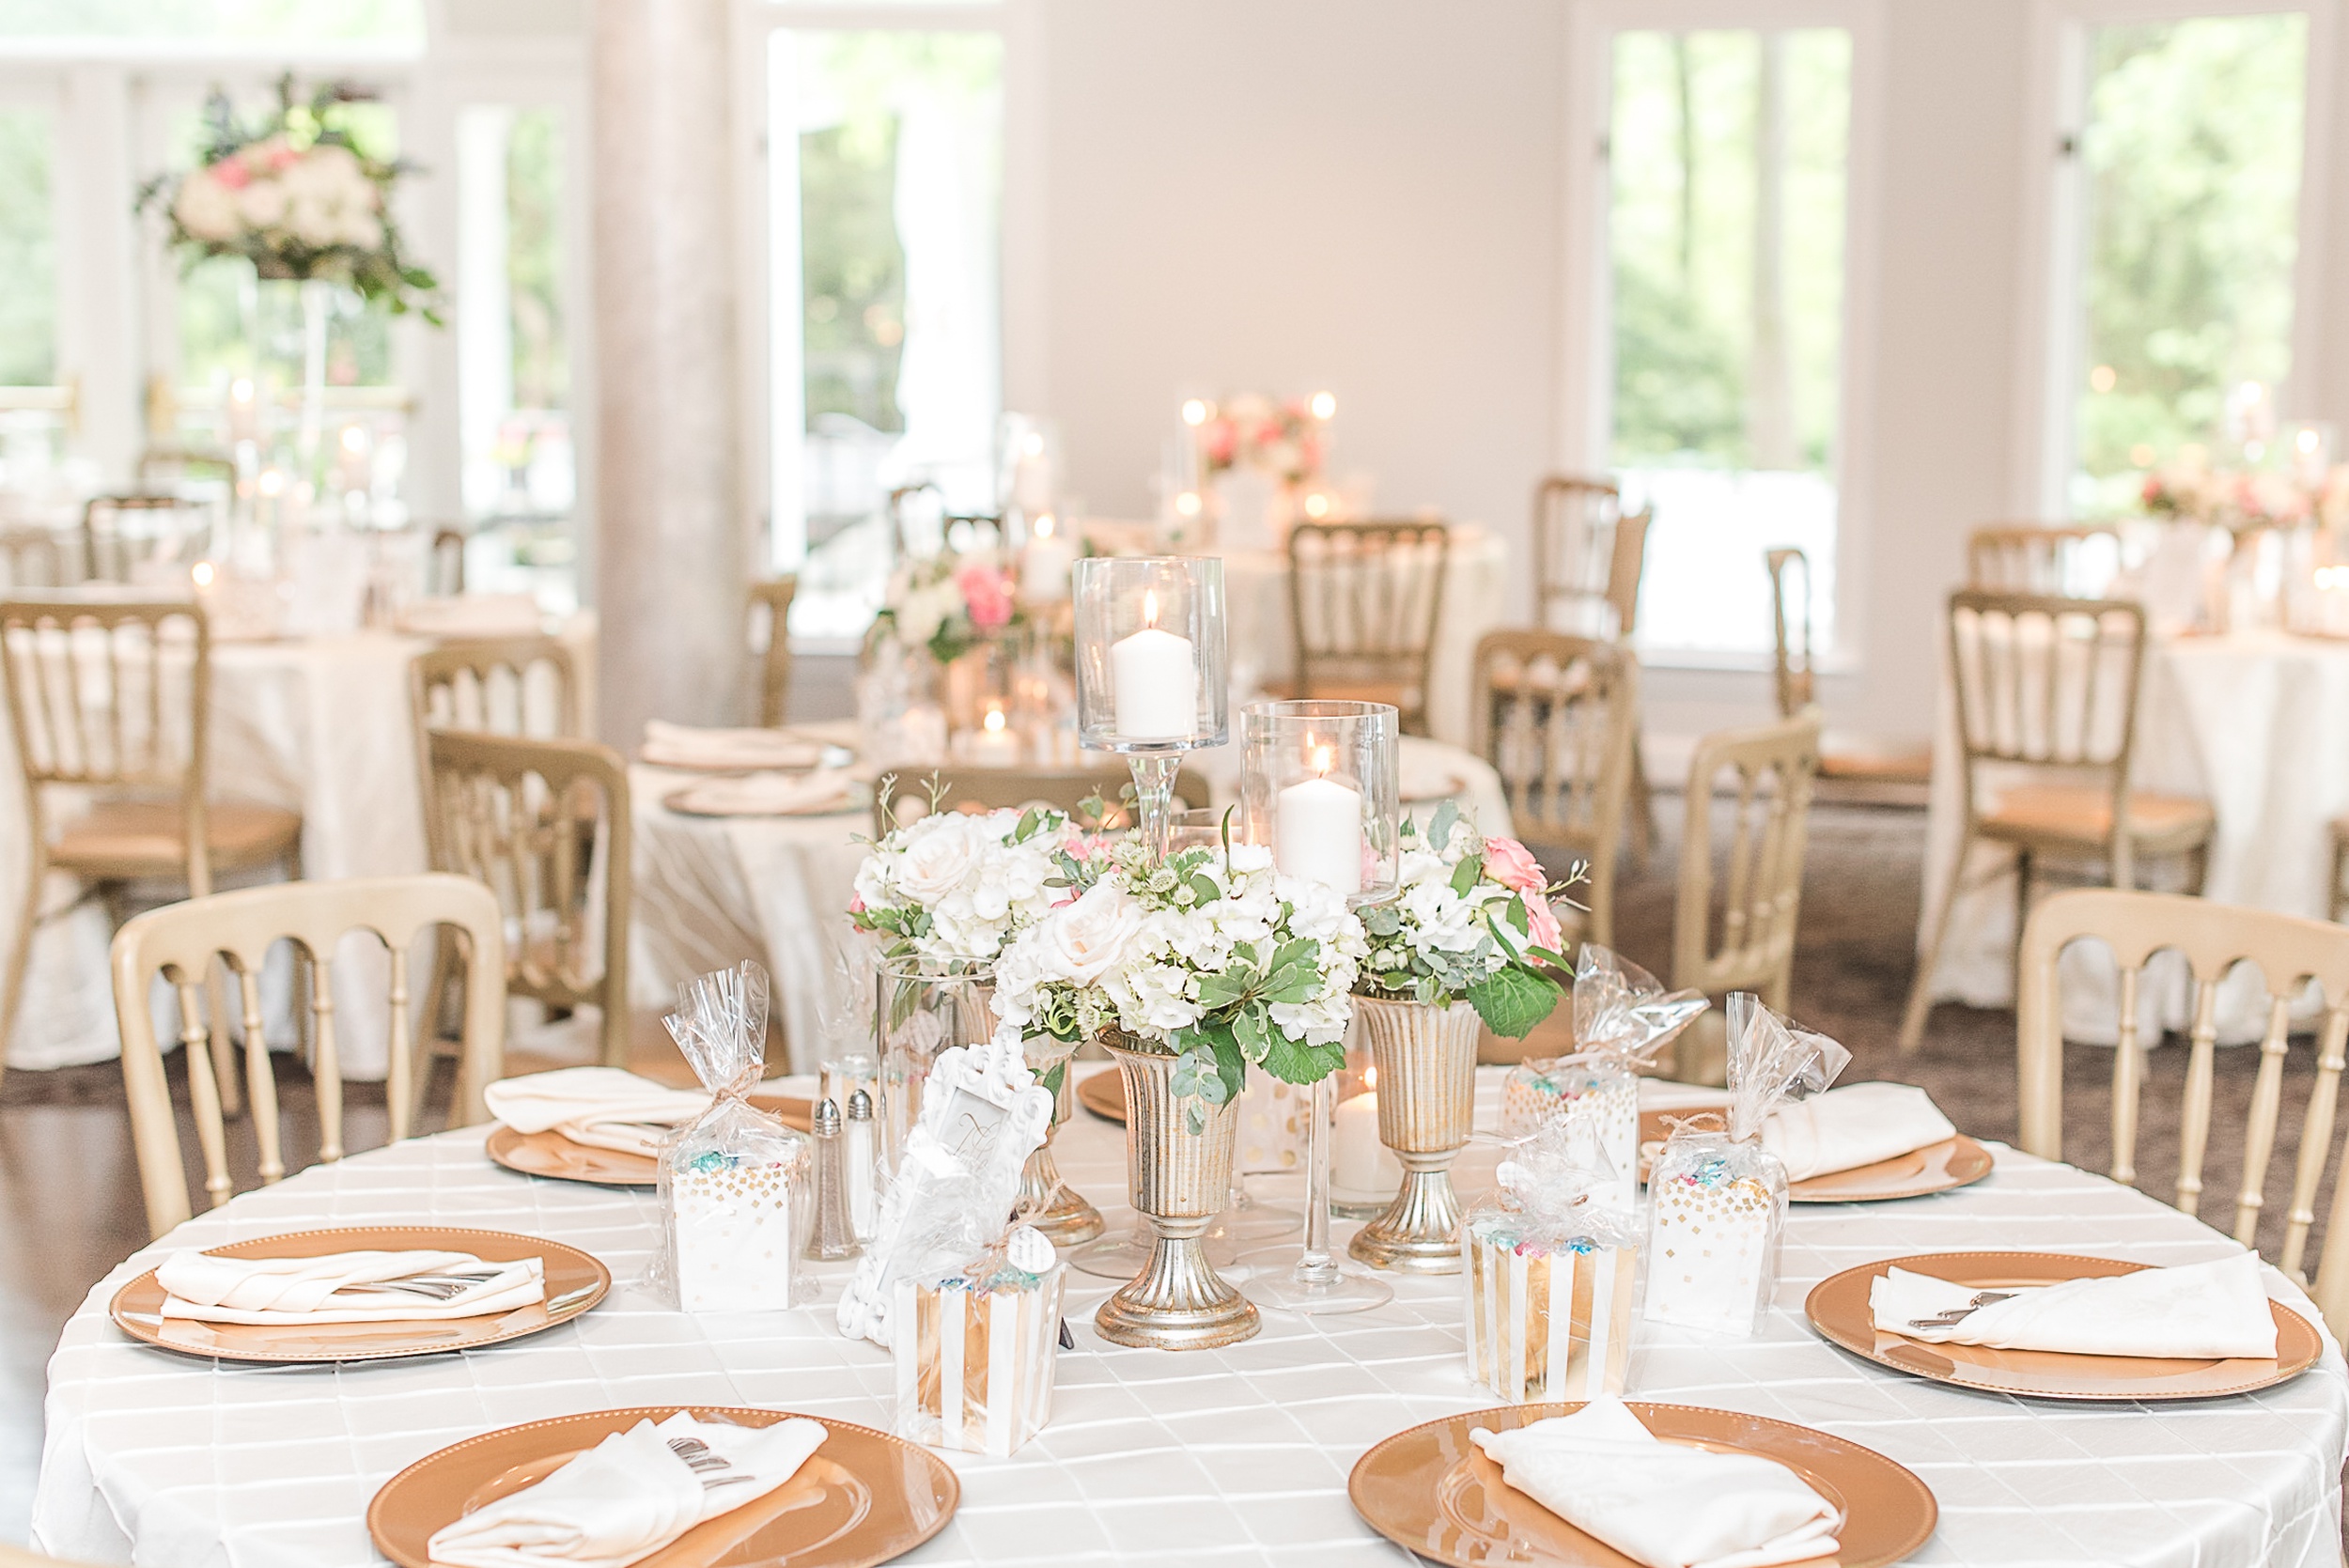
[1285,520,1450,735]
[1967,523,2123,598]
[1766,547,1816,719]
[411,634,579,739]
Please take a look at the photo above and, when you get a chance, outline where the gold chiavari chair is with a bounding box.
[751,574,799,727]
[425,730,632,1072]
[1283,519,1449,736]
[0,597,303,1079]
[875,765,1211,834]
[0,526,77,590]
[1967,522,2123,597]
[1532,474,1659,862]
[81,493,214,583]
[2330,818,2349,924]
[110,873,506,1238]
[410,634,580,739]
[1470,629,1638,948]
[1670,712,1822,1083]
[428,525,469,597]
[2017,887,2349,1336]
[1900,590,2214,1051]
[1766,547,1931,801]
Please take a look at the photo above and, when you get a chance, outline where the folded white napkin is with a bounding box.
[641,721,830,772]
[397,593,546,637]
[1759,1081,1956,1180]
[1870,1250,2279,1358]
[427,1410,828,1568]
[667,768,855,817]
[157,1249,545,1325]
[1471,1398,1842,1568]
[485,1067,712,1158]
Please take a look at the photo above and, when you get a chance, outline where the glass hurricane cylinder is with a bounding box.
[1239,700,1400,906]
[1073,556,1227,857]
[874,957,996,1175]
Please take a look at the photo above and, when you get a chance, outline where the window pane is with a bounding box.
[0,106,55,386]
[1608,28,1850,656]
[0,0,422,44]
[775,29,1003,638]
[2072,15,2306,514]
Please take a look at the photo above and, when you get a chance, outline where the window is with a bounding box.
[0,0,423,46]
[0,105,54,387]
[767,26,1004,637]
[1600,24,1857,659]
[2065,14,2309,514]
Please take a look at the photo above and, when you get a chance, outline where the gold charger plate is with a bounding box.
[368,1405,958,1568]
[486,1094,816,1188]
[1076,1067,1125,1124]
[111,1225,610,1364]
[1349,1400,1937,1568]
[1806,1250,2324,1401]
[661,782,868,819]
[1635,1107,1994,1203]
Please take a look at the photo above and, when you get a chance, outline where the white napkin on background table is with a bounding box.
[397,593,545,638]
[1470,1398,1842,1568]
[665,768,856,817]
[1870,1250,2279,1358]
[486,1067,711,1158]
[157,1249,545,1325]
[1760,1082,1957,1180]
[426,1410,828,1568]
[641,721,831,772]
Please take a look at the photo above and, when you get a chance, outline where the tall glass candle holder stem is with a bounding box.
[1127,752,1182,858]
[1242,1075,1391,1313]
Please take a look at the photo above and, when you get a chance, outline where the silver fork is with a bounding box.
[1908,1290,2019,1330]
[341,1270,505,1300]
[669,1436,756,1491]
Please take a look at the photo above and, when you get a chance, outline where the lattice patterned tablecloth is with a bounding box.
[34,1070,2349,1567]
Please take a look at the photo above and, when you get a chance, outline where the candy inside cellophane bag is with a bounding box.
[893,1224,1065,1457]
[652,962,814,1312]
[1641,993,1848,1337]
[1498,945,1708,1195]
[1461,1123,1641,1403]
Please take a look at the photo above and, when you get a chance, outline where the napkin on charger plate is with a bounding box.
[485,1067,713,1158]
[1470,1398,1842,1568]
[1871,1250,2279,1358]
[641,720,831,772]
[666,768,856,817]
[427,1410,828,1568]
[1758,1081,1957,1180]
[157,1249,545,1325]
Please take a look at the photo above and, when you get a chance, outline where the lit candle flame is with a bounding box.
[1174,491,1202,518]
[984,706,1006,733]
[2320,567,2349,591]
[229,377,254,406]
[1143,589,1159,628]
[191,560,215,588]
[1303,491,1330,520]
[1310,391,1336,420]
[1181,398,1209,427]
[1022,430,1045,456]
[1034,512,1054,539]
[340,426,367,455]
[2301,428,2323,455]
[1311,743,1333,777]
[1363,1066,1377,1092]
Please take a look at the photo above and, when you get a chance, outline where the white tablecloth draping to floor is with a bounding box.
[629,732,1518,1070]
[0,614,598,1075]
[1220,525,1509,751]
[35,1067,2346,1568]
[1918,628,2349,1045]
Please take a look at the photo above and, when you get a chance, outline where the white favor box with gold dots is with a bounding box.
[1500,1063,1638,1204]
[1641,1135,1786,1337]
[669,1152,802,1312]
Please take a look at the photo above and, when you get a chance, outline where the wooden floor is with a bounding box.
[3,795,2341,1547]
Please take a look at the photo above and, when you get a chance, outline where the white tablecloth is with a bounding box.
[35,1068,2346,1567]
[1918,628,2349,1044]
[629,733,1518,1069]
[1,614,598,1075]
[1221,525,1508,750]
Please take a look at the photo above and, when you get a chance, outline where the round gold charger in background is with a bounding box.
[1635,1106,1995,1203]
[1806,1250,2323,1401]
[485,1094,814,1187]
[367,1406,958,1568]
[1349,1400,1937,1568]
[110,1224,610,1364]
[1076,1066,1126,1124]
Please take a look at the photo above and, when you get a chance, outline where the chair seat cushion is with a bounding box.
[51,799,303,877]
[1980,783,2213,853]
[1816,733,1932,784]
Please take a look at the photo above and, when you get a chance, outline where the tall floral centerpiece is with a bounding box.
[991,829,1367,1348]
[870,547,1023,737]
[1348,803,1582,1272]
[1185,392,1335,546]
[139,77,442,479]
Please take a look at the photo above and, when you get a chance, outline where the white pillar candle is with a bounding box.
[1331,1078,1402,1196]
[1276,760,1363,894]
[1020,519,1075,602]
[1110,593,1196,738]
[967,707,1021,766]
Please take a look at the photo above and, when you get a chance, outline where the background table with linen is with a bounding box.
[1917,626,2349,1042]
[35,1067,2346,1567]
[629,732,1519,1068]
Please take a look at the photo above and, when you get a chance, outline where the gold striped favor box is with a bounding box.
[1462,1220,1636,1402]
[893,1264,1065,1456]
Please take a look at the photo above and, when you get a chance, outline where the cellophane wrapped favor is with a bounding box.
[1641,994,1848,1337]
[1462,1123,1641,1403]
[1499,945,1706,1202]
[654,963,813,1312]
[894,1224,1065,1457]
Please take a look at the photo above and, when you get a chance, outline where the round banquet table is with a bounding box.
[34,1068,2347,1568]
[629,728,1518,1071]
[1917,626,2349,1045]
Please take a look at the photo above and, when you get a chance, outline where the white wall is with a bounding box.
[1031,0,2349,749]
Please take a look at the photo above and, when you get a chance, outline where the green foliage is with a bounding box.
[1466,963,1561,1039]
[506,108,567,412]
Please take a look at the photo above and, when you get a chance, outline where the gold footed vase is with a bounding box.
[1349,994,1480,1275]
[1017,1065,1104,1245]
[1094,1040,1260,1350]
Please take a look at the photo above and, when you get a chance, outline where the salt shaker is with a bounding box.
[846,1088,879,1242]
[806,1098,861,1261]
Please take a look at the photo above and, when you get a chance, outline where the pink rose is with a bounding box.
[848,895,864,915]
[1482,837,1546,895]
[1521,890,1563,954]
[210,157,251,191]
[957,563,1015,631]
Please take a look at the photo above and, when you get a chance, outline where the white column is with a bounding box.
[593,0,747,738]
[57,67,139,483]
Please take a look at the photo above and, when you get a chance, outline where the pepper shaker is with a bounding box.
[805,1098,861,1261]
[846,1088,879,1242]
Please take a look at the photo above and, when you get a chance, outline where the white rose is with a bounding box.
[894,815,986,905]
[288,198,339,249]
[238,178,288,228]
[1035,880,1144,986]
[173,172,240,242]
